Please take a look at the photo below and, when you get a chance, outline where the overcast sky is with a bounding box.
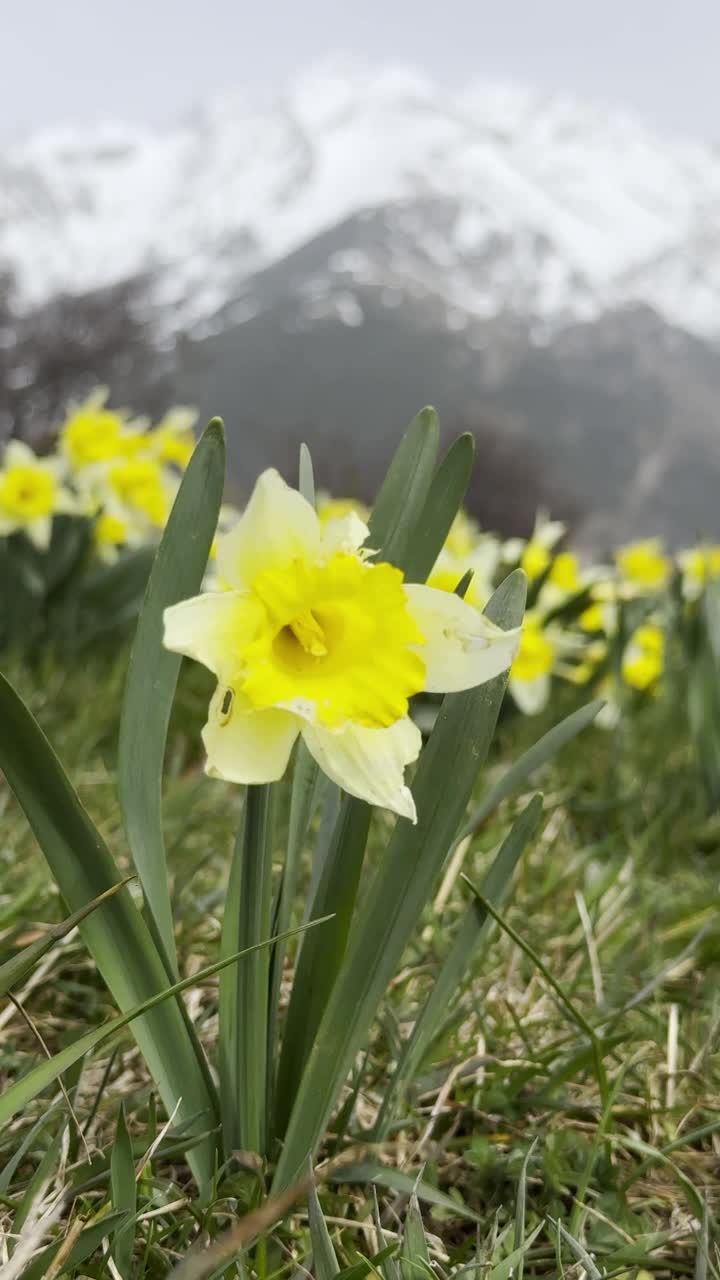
[3,0,719,139]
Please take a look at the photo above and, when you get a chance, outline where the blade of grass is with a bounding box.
[461,880,610,1110]
[308,1174,340,1280]
[0,916,332,1130]
[514,1139,537,1280]
[273,571,526,1191]
[0,880,130,998]
[456,699,604,843]
[401,1193,432,1280]
[325,1163,479,1222]
[118,419,225,979]
[19,1210,131,1280]
[373,794,543,1138]
[111,1103,136,1279]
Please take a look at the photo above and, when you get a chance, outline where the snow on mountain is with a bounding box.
[2,61,720,339]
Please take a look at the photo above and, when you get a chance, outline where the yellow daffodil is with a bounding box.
[93,504,146,564]
[444,509,480,559]
[427,538,500,611]
[148,408,198,470]
[677,545,720,601]
[615,539,670,593]
[0,441,76,549]
[508,614,556,714]
[163,469,520,820]
[59,389,135,469]
[108,458,173,528]
[622,623,665,690]
[504,514,566,582]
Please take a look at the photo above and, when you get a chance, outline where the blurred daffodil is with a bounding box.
[108,458,174,528]
[0,441,77,549]
[615,539,670,593]
[148,408,198,470]
[677,544,720,601]
[508,614,557,714]
[622,623,665,690]
[59,389,134,469]
[163,469,520,819]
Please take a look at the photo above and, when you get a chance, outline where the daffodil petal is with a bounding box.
[163,590,264,680]
[3,440,35,467]
[404,584,521,693]
[510,673,550,715]
[302,716,421,821]
[203,686,300,783]
[320,512,371,558]
[26,516,52,550]
[217,469,320,591]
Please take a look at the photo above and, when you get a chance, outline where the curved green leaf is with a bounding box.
[368,407,439,571]
[118,419,226,976]
[0,671,218,1192]
[402,433,475,584]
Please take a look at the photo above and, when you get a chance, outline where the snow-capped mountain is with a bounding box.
[3,61,720,340]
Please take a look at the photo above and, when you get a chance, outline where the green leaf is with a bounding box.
[111,1103,136,1279]
[402,433,475,584]
[401,1194,432,1280]
[19,1209,131,1280]
[485,1224,543,1280]
[118,418,226,978]
[456,699,604,841]
[373,1187,401,1280]
[299,442,316,505]
[219,784,276,1157]
[0,670,218,1192]
[308,1177,340,1280]
[514,1139,537,1280]
[373,794,543,1138]
[274,796,370,1140]
[0,880,130,998]
[325,1162,480,1222]
[268,741,322,1116]
[0,917,330,1132]
[273,571,527,1190]
[368,407,439,571]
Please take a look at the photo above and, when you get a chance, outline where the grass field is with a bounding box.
[1,645,718,1278]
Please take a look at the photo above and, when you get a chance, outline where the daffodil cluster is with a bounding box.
[0,389,199,561]
[313,497,720,721]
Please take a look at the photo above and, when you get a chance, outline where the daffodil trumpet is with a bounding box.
[163,469,521,820]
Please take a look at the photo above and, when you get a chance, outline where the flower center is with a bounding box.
[286,609,329,658]
[240,551,426,729]
[0,466,56,518]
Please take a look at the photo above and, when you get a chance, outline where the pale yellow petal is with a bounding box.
[510,673,550,715]
[302,715,421,821]
[27,515,52,550]
[319,512,370,558]
[404,584,521,694]
[203,686,299,784]
[216,468,320,591]
[163,590,263,680]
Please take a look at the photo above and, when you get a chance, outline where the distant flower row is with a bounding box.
[1,389,718,717]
